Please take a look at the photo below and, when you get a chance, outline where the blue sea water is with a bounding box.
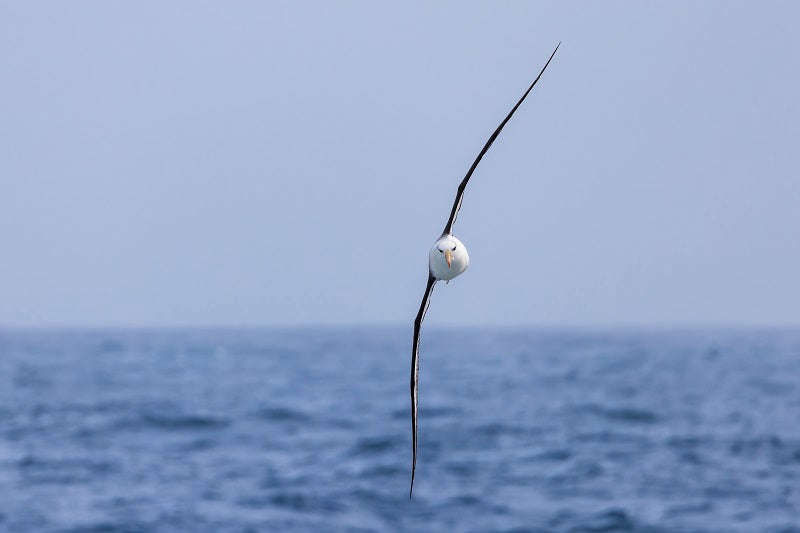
[1,327,800,532]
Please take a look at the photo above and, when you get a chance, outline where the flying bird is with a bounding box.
[409,43,560,497]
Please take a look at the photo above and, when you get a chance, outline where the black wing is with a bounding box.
[441,43,560,236]
[410,273,437,498]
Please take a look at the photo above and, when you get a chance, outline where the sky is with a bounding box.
[1,2,799,328]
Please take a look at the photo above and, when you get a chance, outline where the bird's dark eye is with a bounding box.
[439,249,444,253]
[452,245,457,251]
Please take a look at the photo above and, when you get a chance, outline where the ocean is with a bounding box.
[1,327,799,532]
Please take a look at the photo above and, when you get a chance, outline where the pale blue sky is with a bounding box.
[1,2,799,327]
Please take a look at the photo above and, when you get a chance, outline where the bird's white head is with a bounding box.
[429,235,469,281]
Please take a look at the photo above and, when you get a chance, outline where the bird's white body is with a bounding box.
[429,234,469,281]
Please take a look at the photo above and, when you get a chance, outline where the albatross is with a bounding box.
[409,43,560,497]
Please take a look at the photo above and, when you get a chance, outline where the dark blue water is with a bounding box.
[2,328,800,532]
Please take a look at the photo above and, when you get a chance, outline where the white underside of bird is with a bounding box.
[429,234,469,282]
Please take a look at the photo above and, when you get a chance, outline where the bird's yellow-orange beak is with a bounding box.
[445,249,453,269]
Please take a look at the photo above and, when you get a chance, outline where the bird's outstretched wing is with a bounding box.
[410,273,437,498]
[442,43,560,236]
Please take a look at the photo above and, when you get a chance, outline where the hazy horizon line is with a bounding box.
[3,321,800,332]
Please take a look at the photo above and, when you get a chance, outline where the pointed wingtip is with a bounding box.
[535,42,561,79]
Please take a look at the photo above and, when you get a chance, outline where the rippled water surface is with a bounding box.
[2,328,800,532]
